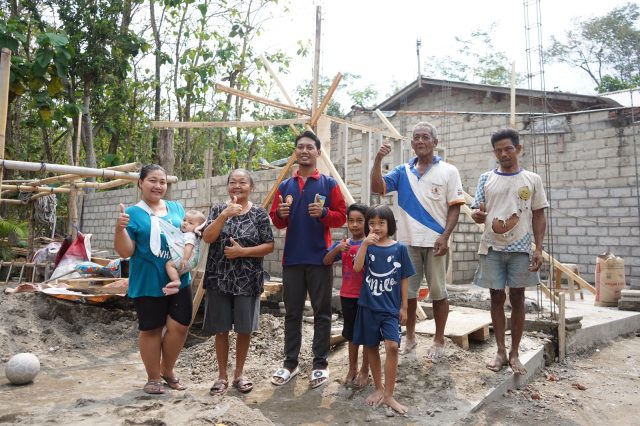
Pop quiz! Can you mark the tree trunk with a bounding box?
[158,129,175,198]
[81,80,97,176]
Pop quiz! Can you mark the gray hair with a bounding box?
[412,122,438,140]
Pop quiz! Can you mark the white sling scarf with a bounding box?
[135,200,184,257]
[135,200,164,256]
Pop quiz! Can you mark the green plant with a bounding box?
[0,218,28,261]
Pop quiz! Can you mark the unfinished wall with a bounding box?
[340,108,640,285]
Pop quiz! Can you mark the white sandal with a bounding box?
[271,367,299,386]
[310,369,329,389]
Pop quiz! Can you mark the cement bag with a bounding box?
[595,251,626,307]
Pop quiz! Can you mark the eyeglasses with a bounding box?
[412,134,433,142]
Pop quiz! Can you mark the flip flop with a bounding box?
[232,376,254,393]
[271,367,300,386]
[209,379,228,396]
[161,375,187,391]
[310,369,329,389]
[143,380,165,395]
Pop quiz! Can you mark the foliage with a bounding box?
[0,218,27,261]
[547,3,640,93]
[424,24,521,86]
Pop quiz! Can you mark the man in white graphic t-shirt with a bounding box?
[471,128,549,375]
[371,122,465,361]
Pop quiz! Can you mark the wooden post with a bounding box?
[158,129,175,199]
[361,132,372,204]
[311,5,321,119]
[203,147,213,179]
[510,61,516,128]
[558,293,566,361]
[0,48,12,207]
[68,180,80,239]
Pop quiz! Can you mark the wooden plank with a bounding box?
[374,109,404,139]
[414,307,491,349]
[319,147,355,205]
[151,117,309,129]
[214,83,310,116]
[190,242,209,325]
[0,48,11,206]
[539,281,560,305]
[327,115,398,139]
[310,73,342,127]
[558,293,566,361]
[262,154,296,209]
[361,132,372,204]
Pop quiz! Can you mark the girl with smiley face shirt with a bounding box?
[352,205,415,414]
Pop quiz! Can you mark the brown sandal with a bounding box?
[232,376,254,393]
[161,375,187,391]
[143,380,165,394]
[209,379,228,396]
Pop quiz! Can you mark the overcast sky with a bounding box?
[256,0,633,106]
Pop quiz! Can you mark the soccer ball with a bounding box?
[5,353,40,385]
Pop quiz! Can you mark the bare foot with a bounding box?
[383,395,407,415]
[343,369,357,386]
[509,353,527,375]
[486,351,508,372]
[354,370,369,388]
[425,341,446,362]
[399,338,417,355]
[365,388,384,406]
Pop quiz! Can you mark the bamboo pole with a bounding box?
[214,83,310,116]
[0,199,24,205]
[71,178,131,190]
[259,55,296,106]
[26,162,141,187]
[0,48,12,207]
[151,117,309,129]
[0,159,178,183]
[68,180,79,239]
[327,115,398,139]
[310,73,342,127]
[2,184,70,193]
[311,5,321,118]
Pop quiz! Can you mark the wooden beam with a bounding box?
[539,281,560,305]
[310,73,342,127]
[0,159,178,183]
[319,147,355,205]
[214,83,310,116]
[558,293,566,362]
[259,55,301,136]
[70,179,131,190]
[262,154,296,210]
[0,48,12,206]
[151,117,309,129]
[374,109,404,139]
[0,199,24,205]
[327,115,399,139]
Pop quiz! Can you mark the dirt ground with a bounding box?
[0,284,638,425]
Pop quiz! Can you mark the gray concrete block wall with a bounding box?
[347,108,640,285]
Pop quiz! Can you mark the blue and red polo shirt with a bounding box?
[269,169,346,266]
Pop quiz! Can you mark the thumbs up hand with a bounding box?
[337,237,350,252]
[277,194,291,219]
[116,203,130,230]
[223,195,243,218]
[472,201,488,224]
[224,237,245,259]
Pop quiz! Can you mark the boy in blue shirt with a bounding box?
[353,205,415,415]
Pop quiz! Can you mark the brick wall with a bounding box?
[83,108,640,286]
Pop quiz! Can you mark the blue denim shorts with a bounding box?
[473,249,540,289]
[352,306,401,347]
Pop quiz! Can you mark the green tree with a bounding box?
[425,25,518,86]
[547,3,640,93]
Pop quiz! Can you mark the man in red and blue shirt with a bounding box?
[269,130,346,388]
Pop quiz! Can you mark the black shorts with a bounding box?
[132,286,193,331]
[340,296,359,341]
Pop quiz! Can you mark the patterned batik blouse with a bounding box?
[204,203,274,296]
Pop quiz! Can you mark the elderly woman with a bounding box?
[202,168,274,395]
[114,164,191,394]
